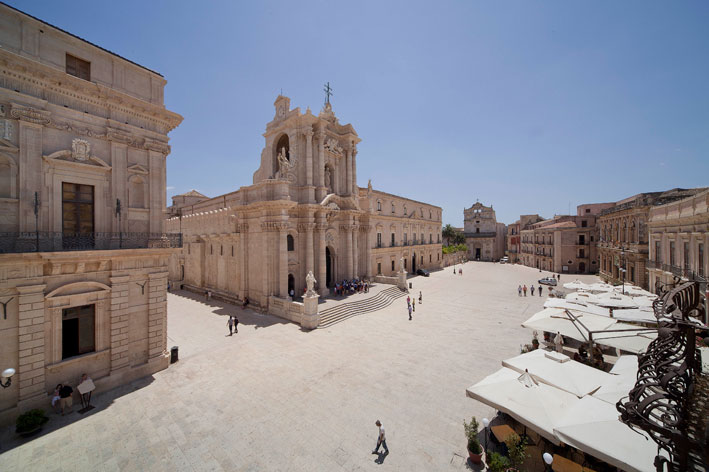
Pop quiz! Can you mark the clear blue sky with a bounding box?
[10,0,709,225]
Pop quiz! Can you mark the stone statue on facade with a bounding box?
[276,146,293,180]
[305,270,317,297]
[399,256,405,273]
[324,167,332,193]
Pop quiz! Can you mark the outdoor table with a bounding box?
[551,454,597,472]
[490,424,518,443]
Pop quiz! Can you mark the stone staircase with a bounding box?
[317,286,408,328]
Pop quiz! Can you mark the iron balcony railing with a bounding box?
[646,259,706,281]
[0,232,183,254]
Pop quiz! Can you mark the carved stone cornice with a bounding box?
[143,137,171,155]
[339,224,357,232]
[316,223,328,232]
[298,223,316,232]
[47,119,107,139]
[107,127,135,145]
[359,225,371,232]
[261,221,289,232]
[10,103,51,125]
[235,223,249,233]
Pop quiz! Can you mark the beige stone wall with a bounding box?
[0,4,181,424]
[0,249,172,424]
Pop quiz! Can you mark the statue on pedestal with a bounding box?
[305,270,317,297]
[399,256,405,273]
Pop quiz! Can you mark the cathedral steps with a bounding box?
[317,286,408,328]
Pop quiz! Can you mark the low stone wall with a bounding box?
[442,252,466,267]
[373,275,398,285]
[268,296,303,324]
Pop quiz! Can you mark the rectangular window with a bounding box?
[699,243,704,276]
[404,259,407,269]
[581,220,587,228]
[670,241,676,267]
[377,262,381,275]
[579,248,585,258]
[391,233,395,247]
[377,233,382,248]
[66,53,91,81]
[232,246,234,257]
[579,235,585,245]
[683,241,689,269]
[404,233,407,244]
[630,266,635,282]
[391,260,395,271]
[429,234,432,244]
[655,241,661,263]
[62,304,95,360]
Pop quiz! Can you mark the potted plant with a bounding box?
[16,408,48,437]
[463,416,483,464]
[504,434,529,471]
[486,451,511,472]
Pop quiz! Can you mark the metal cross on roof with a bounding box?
[323,82,333,104]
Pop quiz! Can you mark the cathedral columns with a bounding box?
[317,221,328,295]
[351,145,358,195]
[316,125,326,201]
[346,148,353,195]
[352,224,359,278]
[343,224,354,279]
[278,223,289,298]
[302,222,315,280]
[237,223,248,299]
[304,128,315,203]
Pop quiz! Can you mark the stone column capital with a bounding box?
[303,127,314,139]
[298,222,317,232]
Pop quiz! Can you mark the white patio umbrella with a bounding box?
[553,396,657,472]
[466,367,578,444]
[615,285,656,298]
[522,308,657,354]
[563,280,591,290]
[502,349,612,397]
[545,298,611,316]
[584,282,616,293]
[592,355,639,404]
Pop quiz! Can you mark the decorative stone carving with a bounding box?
[10,104,51,125]
[107,127,134,145]
[72,138,91,161]
[143,137,170,154]
[399,257,405,272]
[324,138,343,156]
[305,271,317,297]
[324,166,332,192]
[1,120,12,140]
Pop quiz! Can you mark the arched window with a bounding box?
[128,175,146,209]
[391,202,395,214]
[377,200,381,211]
[0,153,18,199]
[287,234,294,251]
[429,210,432,219]
[403,205,407,215]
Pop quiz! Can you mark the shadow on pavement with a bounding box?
[0,375,155,454]
[374,450,389,464]
[169,289,289,330]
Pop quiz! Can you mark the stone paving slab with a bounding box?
[0,262,599,471]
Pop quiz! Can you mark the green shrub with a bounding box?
[487,451,510,472]
[463,416,482,453]
[504,434,529,470]
[16,408,48,433]
[443,244,467,254]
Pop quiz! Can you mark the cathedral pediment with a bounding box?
[43,138,111,171]
[128,164,149,175]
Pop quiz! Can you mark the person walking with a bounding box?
[227,316,234,336]
[59,383,73,415]
[518,284,522,296]
[407,295,411,306]
[412,298,416,312]
[418,291,422,304]
[372,420,389,455]
[523,284,527,296]
[233,316,239,334]
[539,285,542,297]
[408,303,412,320]
[531,285,535,296]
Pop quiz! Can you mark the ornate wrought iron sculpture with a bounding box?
[617,278,707,471]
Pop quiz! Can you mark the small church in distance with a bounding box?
[167,94,443,322]
[463,202,507,262]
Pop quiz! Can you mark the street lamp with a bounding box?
[1,368,15,388]
[543,452,553,471]
[481,417,490,453]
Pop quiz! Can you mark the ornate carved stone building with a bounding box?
[167,96,442,322]
[0,4,182,422]
[645,189,708,296]
[463,202,506,261]
[598,188,705,289]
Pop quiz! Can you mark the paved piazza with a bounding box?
[0,262,601,471]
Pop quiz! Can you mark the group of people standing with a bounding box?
[227,315,239,335]
[334,279,369,297]
[51,373,93,415]
[518,284,550,297]
[406,292,423,320]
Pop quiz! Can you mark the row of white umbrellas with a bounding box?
[466,350,659,472]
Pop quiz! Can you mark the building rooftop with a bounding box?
[1,1,163,77]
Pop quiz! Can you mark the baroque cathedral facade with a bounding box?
[167,96,442,319]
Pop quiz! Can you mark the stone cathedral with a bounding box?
[167,95,443,322]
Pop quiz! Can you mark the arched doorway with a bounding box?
[412,252,417,274]
[288,273,294,298]
[475,246,481,261]
[579,262,586,273]
[326,247,334,287]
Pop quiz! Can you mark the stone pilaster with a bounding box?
[17,119,43,232]
[345,148,352,195]
[352,223,359,278]
[317,222,328,296]
[343,224,353,279]
[111,141,128,232]
[316,126,326,201]
[305,128,313,186]
[301,222,315,281]
[237,223,249,299]
[147,272,168,360]
[148,150,166,233]
[109,275,130,373]
[351,144,357,194]
[278,223,289,298]
[16,283,46,405]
